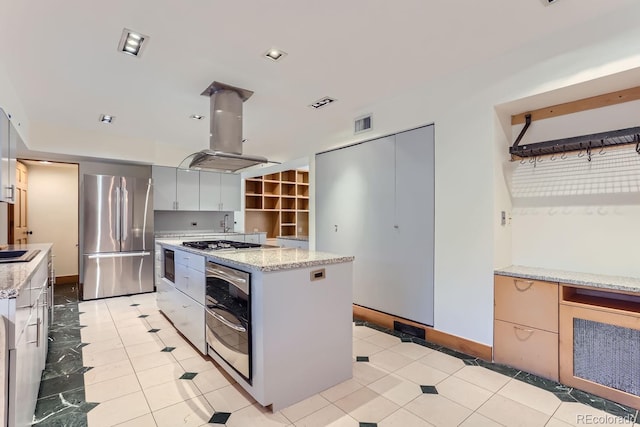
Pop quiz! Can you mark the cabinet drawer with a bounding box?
[173,289,206,354]
[494,319,558,381]
[174,250,204,272]
[174,264,205,305]
[494,275,558,332]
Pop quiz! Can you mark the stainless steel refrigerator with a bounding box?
[82,174,154,300]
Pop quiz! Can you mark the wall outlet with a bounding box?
[191,222,197,227]
[501,211,506,226]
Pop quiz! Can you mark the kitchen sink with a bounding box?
[0,249,40,263]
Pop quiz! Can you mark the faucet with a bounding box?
[223,214,230,233]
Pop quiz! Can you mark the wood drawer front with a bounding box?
[494,319,558,381]
[495,275,558,332]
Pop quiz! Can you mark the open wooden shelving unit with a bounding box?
[245,169,309,238]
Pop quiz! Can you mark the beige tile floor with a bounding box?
[77,294,639,427]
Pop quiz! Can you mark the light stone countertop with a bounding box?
[158,240,353,272]
[154,231,266,238]
[495,265,640,294]
[0,244,52,299]
[276,236,309,242]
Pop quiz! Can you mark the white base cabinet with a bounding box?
[0,249,51,427]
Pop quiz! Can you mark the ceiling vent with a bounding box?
[354,114,372,134]
[309,97,336,109]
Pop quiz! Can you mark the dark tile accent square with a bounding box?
[360,423,377,427]
[180,372,198,380]
[161,347,176,352]
[356,356,369,362]
[354,320,366,326]
[148,328,160,333]
[209,412,231,424]
[138,314,149,318]
[400,337,412,343]
[420,385,438,394]
[130,303,140,306]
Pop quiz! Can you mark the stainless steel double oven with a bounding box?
[205,261,252,383]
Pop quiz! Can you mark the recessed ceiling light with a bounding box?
[264,48,287,62]
[117,28,149,57]
[39,160,52,164]
[190,114,205,120]
[99,114,115,124]
[309,97,336,109]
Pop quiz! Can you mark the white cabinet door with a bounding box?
[152,166,177,210]
[393,126,435,325]
[220,173,241,211]
[174,290,206,354]
[176,169,200,210]
[199,170,223,210]
[317,136,396,313]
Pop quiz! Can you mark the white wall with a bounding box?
[26,162,78,277]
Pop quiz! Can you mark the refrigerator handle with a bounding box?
[121,186,129,242]
[115,186,121,243]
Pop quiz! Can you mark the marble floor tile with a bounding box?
[435,375,494,411]
[367,374,423,407]
[418,350,466,374]
[544,418,575,427]
[453,366,512,392]
[224,403,291,427]
[151,395,214,427]
[293,404,358,427]
[84,373,141,403]
[81,346,130,368]
[477,394,550,427]
[352,325,380,339]
[81,337,124,356]
[458,412,503,427]
[352,360,389,385]
[178,354,216,374]
[279,393,330,423]
[352,339,385,357]
[84,358,135,385]
[395,361,449,386]
[552,402,639,426]
[201,383,257,414]
[362,332,403,349]
[404,394,473,426]
[129,350,179,373]
[38,372,86,399]
[497,378,561,415]
[387,341,435,360]
[86,390,151,427]
[191,365,235,394]
[113,413,158,427]
[368,349,414,373]
[124,339,167,359]
[135,361,186,390]
[320,379,364,403]
[334,387,399,423]
[379,408,435,427]
[142,378,203,411]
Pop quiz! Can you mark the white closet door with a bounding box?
[316,136,395,312]
[392,125,435,325]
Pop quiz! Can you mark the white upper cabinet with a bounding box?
[199,170,240,211]
[153,166,240,211]
[0,109,17,204]
[176,169,200,210]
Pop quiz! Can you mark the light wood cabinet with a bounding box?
[245,169,309,238]
[559,285,640,410]
[493,274,559,380]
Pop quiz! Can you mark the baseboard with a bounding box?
[353,304,492,361]
[56,275,79,285]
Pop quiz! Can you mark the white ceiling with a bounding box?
[1,0,639,166]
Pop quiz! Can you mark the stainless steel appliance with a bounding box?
[205,261,251,383]
[182,240,262,251]
[164,248,175,283]
[82,174,154,300]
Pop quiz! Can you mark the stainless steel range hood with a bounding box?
[187,81,269,172]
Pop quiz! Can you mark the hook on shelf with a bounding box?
[599,139,606,156]
[587,145,592,162]
[561,145,567,160]
[577,143,585,158]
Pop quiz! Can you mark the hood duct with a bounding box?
[187,81,270,172]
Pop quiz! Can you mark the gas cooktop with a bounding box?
[182,240,262,251]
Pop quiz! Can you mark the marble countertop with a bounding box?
[155,231,266,238]
[495,265,640,294]
[276,236,309,241]
[158,240,353,272]
[0,243,52,299]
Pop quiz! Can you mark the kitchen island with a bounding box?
[156,240,354,411]
[0,244,52,427]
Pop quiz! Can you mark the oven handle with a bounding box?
[208,308,247,333]
[207,266,248,291]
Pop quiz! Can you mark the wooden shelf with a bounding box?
[244,169,309,238]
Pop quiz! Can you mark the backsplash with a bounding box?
[154,210,235,233]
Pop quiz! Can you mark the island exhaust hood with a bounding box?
[186,81,269,172]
